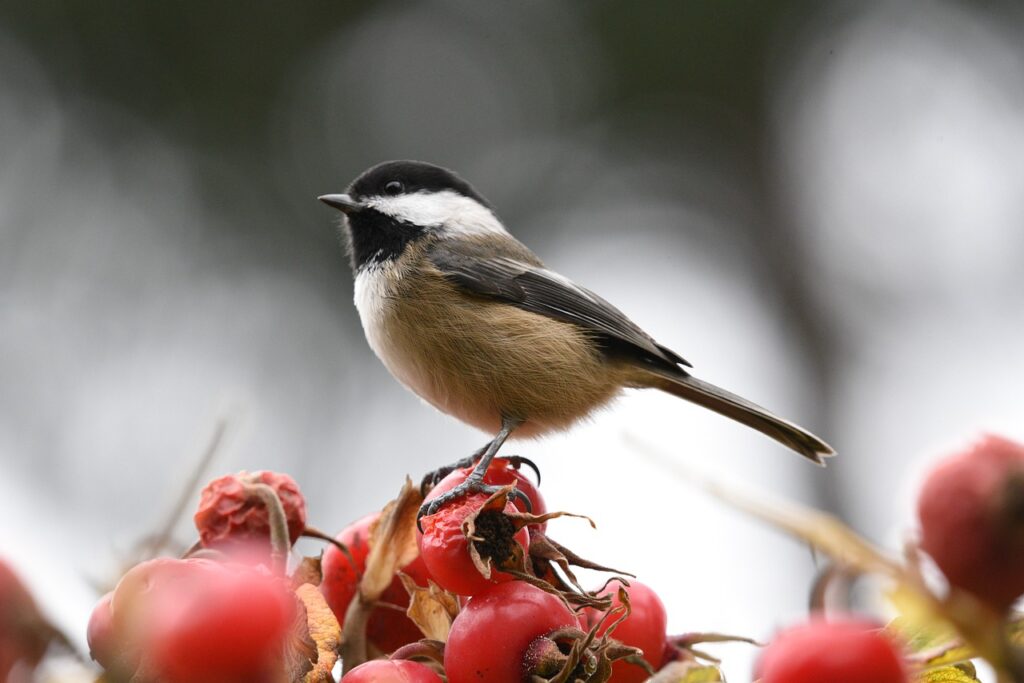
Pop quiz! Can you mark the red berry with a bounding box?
[430,460,547,529]
[0,560,50,679]
[86,592,117,670]
[418,492,530,596]
[341,659,444,682]
[98,557,297,682]
[320,513,433,654]
[194,470,307,554]
[756,618,908,683]
[444,582,581,683]
[585,581,667,683]
[918,434,1024,610]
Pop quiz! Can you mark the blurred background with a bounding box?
[2,0,1024,679]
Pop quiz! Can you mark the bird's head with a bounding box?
[319,160,503,271]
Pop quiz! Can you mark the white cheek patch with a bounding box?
[365,190,508,238]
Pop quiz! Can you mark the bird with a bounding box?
[319,160,834,517]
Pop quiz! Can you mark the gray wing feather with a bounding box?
[428,244,691,369]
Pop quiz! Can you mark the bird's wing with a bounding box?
[427,243,691,369]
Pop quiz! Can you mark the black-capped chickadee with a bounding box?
[320,161,834,515]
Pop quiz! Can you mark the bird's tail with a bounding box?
[646,371,835,464]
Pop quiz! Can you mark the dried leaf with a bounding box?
[362,478,422,598]
[400,574,460,642]
[340,480,423,672]
[290,555,323,589]
[294,583,341,682]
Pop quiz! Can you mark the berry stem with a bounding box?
[241,480,290,573]
[340,589,371,673]
[301,525,357,570]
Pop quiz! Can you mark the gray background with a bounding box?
[2,1,1023,679]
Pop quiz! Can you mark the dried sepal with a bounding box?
[400,574,460,642]
[444,484,635,615]
[520,585,653,683]
[508,508,596,531]
[456,487,621,613]
[340,479,423,672]
[524,626,622,683]
[670,632,761,648]
[536,586,652,683]
[463,485,522,581]
[665,631,761,665]
[528,630,593,683]
[453,488,576,610]
[528,531,632,609]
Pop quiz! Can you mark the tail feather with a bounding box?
[649,372,835,464]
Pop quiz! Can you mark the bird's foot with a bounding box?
[419,452,480,496]
[417,473,534,529]
[419,454,541,496]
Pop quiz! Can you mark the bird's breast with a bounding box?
[353,265,623,436]
[353,263,455,412]
[353,264,405,378]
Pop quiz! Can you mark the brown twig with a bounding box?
[143,417,231,559]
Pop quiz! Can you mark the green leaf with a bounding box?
[647,661,724,682]
[887,613,973,669]
[681,666,724,682]
[917,662,981,682]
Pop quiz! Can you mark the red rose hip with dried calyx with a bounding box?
[194,470,307,551]
[585,581,668,683]
[417,487,530,596]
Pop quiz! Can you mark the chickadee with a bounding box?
[320,160,834,515]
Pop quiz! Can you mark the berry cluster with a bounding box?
[2,433,1023,681]
[326,459,680,682]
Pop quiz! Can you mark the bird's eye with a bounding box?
[384,180,404,196]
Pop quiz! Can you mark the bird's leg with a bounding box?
[418,416,526,522]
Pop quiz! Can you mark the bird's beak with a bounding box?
[318,193,364,214]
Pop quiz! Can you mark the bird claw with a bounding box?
[416,478,534,531]
[419,454,478,496]
[497,455,541,485]
[419,454,541,496]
